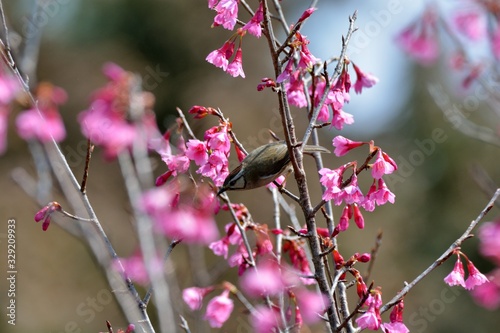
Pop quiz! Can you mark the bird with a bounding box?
[217,141,330,195]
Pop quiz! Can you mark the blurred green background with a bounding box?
[1,0,500,332]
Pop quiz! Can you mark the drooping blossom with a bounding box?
[209,222,241,259]
[352,63,379,94]
[183,120,231,187]
[363,178,396,211]
[478,220,500,266]
[240,260,289,297]
[206,40,235,71]
[78,63,158,159]
[242,3,263,37]
[211,0,239,30]
[152,131,190,183]
[295,32,317,70]
[371,150,398,179]
[465,259,489,290]
[204,289,234,328]
[182,286,215,310]
[319,166,344,204]
[356,290,382,330]
[251,305,282,333]
[140,184,219,244]
[395,7,439,66]
[453,11,485,41]
[226,47,245,78]
[295,289,328,324]
[444,254,466,288]
[16,82,67,143]
[381,300,409,333]
[286,71,308,108]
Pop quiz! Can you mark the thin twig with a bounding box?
[179,315,192,333]
[176,107,197,140]
[380,188,500,313]
[80,139,94,193]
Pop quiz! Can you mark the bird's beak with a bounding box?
[217,187,226,196]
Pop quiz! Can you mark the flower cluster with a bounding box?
[395,6,439,66]
[396,2,500,87]
[183,284,234,328]
[140,183,219,244]
[319,136,397,232]
[185,120,231,187]
[444,250,489,290]
[205,0,265,78]
[78,63,158,159]
[16,82,67,144]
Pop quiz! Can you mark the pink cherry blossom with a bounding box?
[296,32,317,70]
[332,108,354,130]
[356,291,382,330]
[395,8,439,66]
[240,261,286,297]
[286,72,308,108]
[16,83,67,143]
[251,305,282,333]
[183,286,214,310]
[204,289,234,328]
[465,260,489,290]
[332,135,364,156]
[296,289,328,324]
[444,255,466,288]
[242,3,263,37]
[141,186,219,244]
[342,173,364,204]
[353,63,379,94]
[78,63,158,159]
[206,40,235,71]
[227,47,245,78]
[213,0,239,30]
[185,139,209,165]
[381,300,409,333]
[371,150,397,179]
[453,11,485,41]
[478,220,500,266]
[373,178,396,206]
[356,304,381,330]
